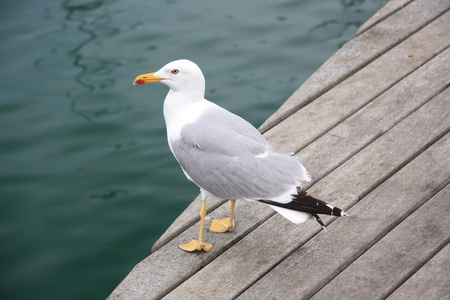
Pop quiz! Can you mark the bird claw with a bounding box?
[209,218,235,233]
[179,239,213,252]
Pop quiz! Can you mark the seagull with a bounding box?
[133,59,346,252]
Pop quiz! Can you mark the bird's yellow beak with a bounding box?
[133,72,164,85]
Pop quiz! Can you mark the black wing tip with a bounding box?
[296,187,308,197]
[259,187,347,228]
[311,213,326,230]
[292,188,345,217]
[332,206,347,217]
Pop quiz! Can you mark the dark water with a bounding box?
[0,0,387,299]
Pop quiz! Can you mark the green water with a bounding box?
[0,0,387,299]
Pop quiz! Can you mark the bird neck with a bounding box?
[163,92,211,145]
[163,90,204,126]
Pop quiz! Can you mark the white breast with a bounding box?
[164,97,213,147]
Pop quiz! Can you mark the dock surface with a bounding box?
[109,0,450,299]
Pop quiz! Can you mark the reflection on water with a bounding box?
[62,1,130,120]
[90,188,130,200]
[0,0,388,299]
[35,0,141,121]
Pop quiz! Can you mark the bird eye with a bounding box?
[171,69,179,74]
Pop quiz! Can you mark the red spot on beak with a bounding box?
[135,80,146,85]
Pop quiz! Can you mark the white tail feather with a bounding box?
[268,205,310,224]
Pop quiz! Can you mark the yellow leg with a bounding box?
[209,199,236,233]
[179,200,213,252]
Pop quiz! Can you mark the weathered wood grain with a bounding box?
[162,90,450,299]
[237,133,450,299]
[387,244,450,300]
[356,0,413,36]
[264,12,450,153]
[298,48,450,182]
[259,0,450,133]
[310,184,450,299]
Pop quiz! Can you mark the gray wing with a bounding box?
[195,102,274,150]
[170,122,304,200]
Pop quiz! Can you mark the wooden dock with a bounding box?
[109,0,450,298]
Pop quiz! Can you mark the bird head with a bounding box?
[134,59,206,98]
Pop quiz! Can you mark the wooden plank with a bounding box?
[151,11,450,253]
[259,0,450,133]
[161,91,450,299]
[356,0,413,36]
[264,12,450,153]
[298,48,450,182]
[236,133,450,300]
[310,185,450,299]
[387,244,450,300]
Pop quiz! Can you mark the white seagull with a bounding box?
[134,59,346,252]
